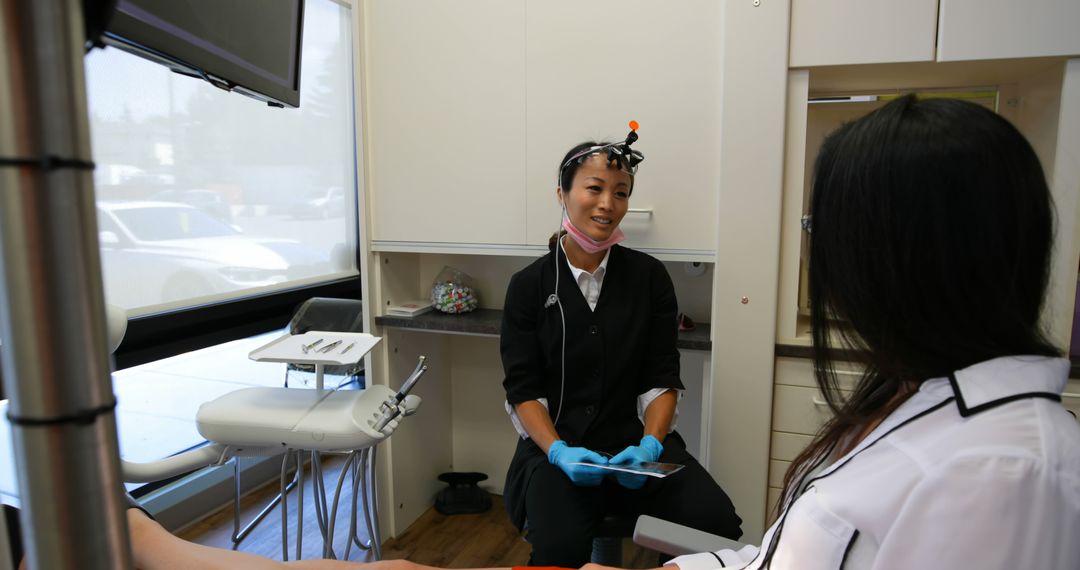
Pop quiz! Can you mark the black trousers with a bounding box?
[523,446,742,567]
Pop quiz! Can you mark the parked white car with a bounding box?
[97,201,328,309]
[291,186,346,219]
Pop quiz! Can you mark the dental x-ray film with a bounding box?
[569,460,685,478]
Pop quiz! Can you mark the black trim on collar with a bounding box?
[840,529,860,569]
[947,373,1062,418]
[708,551,726,567]
[759,441,837,567]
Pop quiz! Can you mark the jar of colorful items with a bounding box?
[431,266,479,314]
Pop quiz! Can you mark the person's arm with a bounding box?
[501,272,548,418]
[512,399,559,454]
[126,507,513,570]
[641,259,682,394]
[642,389,677,444]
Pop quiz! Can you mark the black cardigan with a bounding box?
[500,244,685,528]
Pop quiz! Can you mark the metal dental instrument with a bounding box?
[302,338,325,354]
[318,340,343,353]
[340,342,356,355]
[373,356,428,432]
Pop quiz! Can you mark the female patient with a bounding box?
[22,94,1080,569]
[653,94,1080,568]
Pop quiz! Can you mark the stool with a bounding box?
[591,514,636,566]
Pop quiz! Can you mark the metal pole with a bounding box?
[0,0,133,568]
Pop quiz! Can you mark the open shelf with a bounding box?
[376,309,711,350]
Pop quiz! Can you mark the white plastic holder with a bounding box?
[248,331,381,390]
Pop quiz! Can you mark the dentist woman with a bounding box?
[499,126,742,567]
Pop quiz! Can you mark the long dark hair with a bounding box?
[783,95,1061,501]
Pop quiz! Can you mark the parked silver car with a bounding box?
[290,186,346,219]
[97,201,329,309]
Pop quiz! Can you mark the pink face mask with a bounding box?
[561,215,625,254]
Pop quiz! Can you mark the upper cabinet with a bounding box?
[790,0,939,67]
[791,0,1080,68]
[365,0,723,255]
[366,1,527,245]
[938,0,1080,62]
[523,1,723,253]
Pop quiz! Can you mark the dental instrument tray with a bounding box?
[248,331,381,366]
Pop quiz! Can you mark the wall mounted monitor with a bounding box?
[104,0,304,108]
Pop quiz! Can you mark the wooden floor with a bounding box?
[178,456,660,568]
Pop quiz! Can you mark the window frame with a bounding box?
[113,275,362,370]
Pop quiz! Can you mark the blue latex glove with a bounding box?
[547,440,610,487]
[609,435,664,489]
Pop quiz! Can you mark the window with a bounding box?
[85,0,358,317]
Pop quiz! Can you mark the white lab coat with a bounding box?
[671,356,1080,570]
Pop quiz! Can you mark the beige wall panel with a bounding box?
[382,329,453,535]
[449,336,518,493]
[523,0,723,253]
[366,0,526,244]
[708,0,791,544]
[1044,60,1080,350]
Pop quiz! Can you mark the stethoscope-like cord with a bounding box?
[552,225,567,427]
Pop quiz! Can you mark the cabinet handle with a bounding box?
[811,397,829,407]
[1062,392,1080,400]
[627,208,653,216]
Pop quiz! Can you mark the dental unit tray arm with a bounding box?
[120,333,427,484]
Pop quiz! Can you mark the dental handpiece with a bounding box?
[373,356,427,432]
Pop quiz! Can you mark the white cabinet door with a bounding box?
[367,1,527,244]
[789,0,938,67]
[938,0,1080,62]
[523,0,723,253]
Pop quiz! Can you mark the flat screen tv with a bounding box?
[104,0,304,108]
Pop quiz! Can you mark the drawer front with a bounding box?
[769,459,790,488]
[771,431,815,462]
[775,357,862,390]
[772,384,836,436]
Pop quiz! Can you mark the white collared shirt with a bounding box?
[564,245,610,312]
[670,355,1080,570]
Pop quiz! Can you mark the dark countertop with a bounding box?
[375,308,711,350]
[780,345,1080,379]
